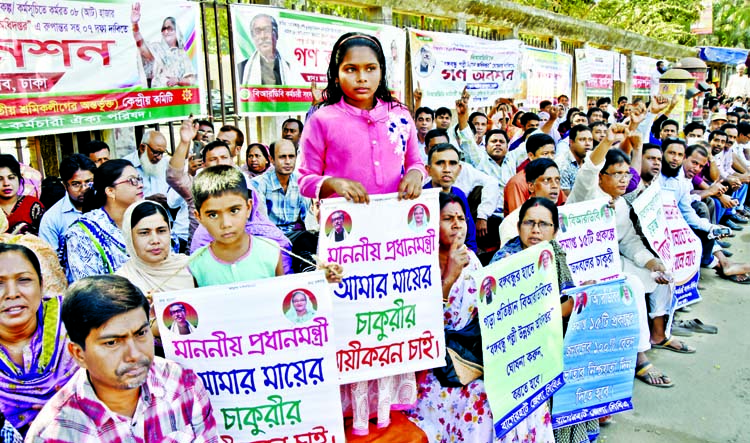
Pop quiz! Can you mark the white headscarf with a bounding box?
[116,200,194,294]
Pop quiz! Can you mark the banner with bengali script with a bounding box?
[691,0,713,35]
[576,47,616,98]
[520,47,572,109]
[230,4,406,115]
[632,55,657,97]
[409,29,522,109]
[318,190,445,384]
[154,272,345,443]
[0,0,205,138]
[658,82,687,129]
[632,183,701,308]
[551,279,638,428]
[471,241,565,439]
[556,198,622,286]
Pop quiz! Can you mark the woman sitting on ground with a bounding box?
[0,244,77,436]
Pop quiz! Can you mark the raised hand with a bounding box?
[131,2,141,24]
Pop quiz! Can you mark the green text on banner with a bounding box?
[230,4,406,115]
[155,272,345,443]
[318,190,446,383]
[471,241,565,439]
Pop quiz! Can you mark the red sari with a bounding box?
[4,195,44,235]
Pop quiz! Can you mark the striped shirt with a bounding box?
[25,357,218,443]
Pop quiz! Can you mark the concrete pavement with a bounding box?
[598,230,750,442]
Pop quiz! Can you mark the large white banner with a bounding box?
[155,273,345,443]
[409,29,522,108]
[230,4,406,114]
[556,198,622,285]
[318,190,446,383]
[521,47,572,109]
[632,55,657,96]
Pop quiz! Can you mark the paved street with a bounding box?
[599,231,750,443]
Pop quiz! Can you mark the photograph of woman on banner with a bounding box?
[283,289,317,324]
[237,13,304,86]
[298,31,424,436]
[491,197,600,443]
[131,2,197,88]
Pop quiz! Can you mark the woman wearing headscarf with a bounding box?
[0,244,77,436]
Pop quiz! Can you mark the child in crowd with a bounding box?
[298,32,424,435]
[189,165,284,287]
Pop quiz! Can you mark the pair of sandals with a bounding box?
[635,361,673,388]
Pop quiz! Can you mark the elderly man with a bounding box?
[569,124,688,388]
[125,130,190,251]
[237,14,302,86]
[26,275,218,442]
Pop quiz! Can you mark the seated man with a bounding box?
[499,158,561,246]
[504,133,565,216]
[79,140,111,167]
[26,275,218,442]
[251,139,316,273]
[39,154,96,254]
[569,124,687,387]
[423,143,478,252]
[424,128,499,245]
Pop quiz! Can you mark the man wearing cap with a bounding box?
[706,112,728,140]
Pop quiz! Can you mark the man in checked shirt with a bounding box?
[25,275,218,443]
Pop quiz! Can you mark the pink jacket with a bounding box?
[298,98,424,198]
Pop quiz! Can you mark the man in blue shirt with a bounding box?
[39,154,95,253]
[251,139,314,272]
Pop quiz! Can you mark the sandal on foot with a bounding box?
[651,337,696,354]
[635,361,674,388]
[676,318,718,334]
[716,268,750,284]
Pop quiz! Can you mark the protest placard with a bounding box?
[317,189,445,384]
[155,272,345,443]
[551,279,639,428]
[471,241,565,439]
[408,29,522,109]
[0,0,205,138]
[556,198,622,285]
[658,82,687,128]
[633,183,701,308]
[632,55,658,96]
[521,47,572,109]
[582,48,615,98]
[230,4,406,114]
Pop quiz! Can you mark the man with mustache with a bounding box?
[26,275,218,442]
[238,14,302,86]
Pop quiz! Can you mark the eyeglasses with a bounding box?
[161,25,175,32]
[146,143,167,158]
[251,26,274,37]
[112,176,144,187]
[67,179,94,191]
[601,171,633,181]
[521,220,554,230]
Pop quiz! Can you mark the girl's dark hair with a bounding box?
[0,243,43,285]
[0,154,23,188]
[130,201,171,229]
[517,197,559,233]
[438,191,466,215]
[323,32,395,107]
[82,159,133,212]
